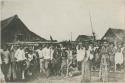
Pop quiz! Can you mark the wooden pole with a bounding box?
[89,10,96,81]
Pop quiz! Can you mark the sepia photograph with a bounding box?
[0,0,125,83]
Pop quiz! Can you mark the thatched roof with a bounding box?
[1,15,47,44]
[1,15,17,30]
[102,28,125,43]
[76,35,94,42]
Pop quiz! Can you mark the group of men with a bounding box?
[0,41,125,82]
[0,43,93,81]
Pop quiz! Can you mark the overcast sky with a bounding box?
[1,0,125,41]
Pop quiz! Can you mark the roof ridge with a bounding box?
[1,14,18,30]
[109,28,125,40]
[1,14,18,22]
[109,27,125,31]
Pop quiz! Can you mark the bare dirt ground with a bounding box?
[7,71,125,83]
[24,71,125,83]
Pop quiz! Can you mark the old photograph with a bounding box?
[0,0,125,83]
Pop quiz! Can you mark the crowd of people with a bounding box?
[0,41,125,82]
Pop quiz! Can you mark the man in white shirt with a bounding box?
[76,46,85,71]
[42,44,51,77]
[15,47,26,62]
[42,46,51,60]
[14,46,26,80]
[36,47,44,73]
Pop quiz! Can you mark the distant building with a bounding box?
[1,15,47,46]
[101,28,125,45]
[76,35,94,43]
[75,35,96,46]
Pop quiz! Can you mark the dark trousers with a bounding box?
[77,61,82,71]
[1,62,9,80]
[16,60,24,80]
[9,62,17,80]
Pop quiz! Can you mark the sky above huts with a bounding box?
[1,0,125,41]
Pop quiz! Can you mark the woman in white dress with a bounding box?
[115,46,124,71]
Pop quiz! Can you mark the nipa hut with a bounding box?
[1,15,47,47]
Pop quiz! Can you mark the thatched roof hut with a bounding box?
[1,15,47,46]
[101,28,125,45]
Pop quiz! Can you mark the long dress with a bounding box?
[81,50,91,82]
[115,48,124,65]
[115,48,124,71]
